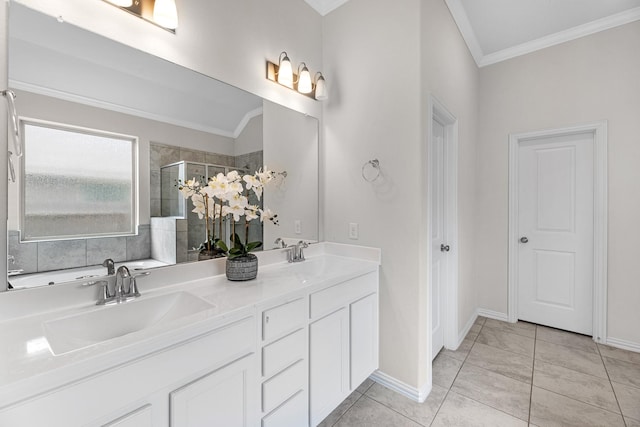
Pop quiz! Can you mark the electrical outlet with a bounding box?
[348,222,359,240]
[294,220,301,234]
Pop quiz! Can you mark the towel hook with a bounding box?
[362,159,381,182]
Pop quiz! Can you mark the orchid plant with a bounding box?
[178,167,279,259]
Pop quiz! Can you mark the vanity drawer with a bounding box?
[262,328,306,378]
[262,298,306,342]
[309,272,377,319]
[262,360,305,413]
[262,390,307,427]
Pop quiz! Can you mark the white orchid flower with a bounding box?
[227,194,249,221]
[226,170,241,182]
[259,208,279,225]
[244,174,264,200]
[256,167,274,185]
[227,181,244,195]
[179,186,195,198]
[245,205,259,222]
[191,196,206,219]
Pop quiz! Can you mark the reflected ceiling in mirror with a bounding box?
[6,3,319,291]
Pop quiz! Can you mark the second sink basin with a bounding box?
[43,292,214,355]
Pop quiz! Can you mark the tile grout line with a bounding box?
[328,390,364,427]
[427,320,485,426]
[528,325,537,426]
[596,342,628,427]
[358,394,430,427]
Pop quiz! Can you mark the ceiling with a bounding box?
[305,0,640,67]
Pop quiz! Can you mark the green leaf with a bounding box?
[215,240,229,253]
[245,241,262,252]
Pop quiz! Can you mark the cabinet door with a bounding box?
[350,293,378,389]
[170,355,257,427]
[103,405,153,427]
[309,308,349,427]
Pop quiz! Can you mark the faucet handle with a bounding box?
[81,280,111,305]
[127,271,149,298]
[102,258,115,275]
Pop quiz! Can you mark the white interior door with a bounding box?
[431,118,448,360]
[517,132,594,335]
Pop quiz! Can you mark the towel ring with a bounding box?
[362,159,381,182]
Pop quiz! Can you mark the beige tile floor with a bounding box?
[319,316,640,426]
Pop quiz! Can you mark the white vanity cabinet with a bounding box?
[0,250,380,427]
[170,354,256,427]
[259,294,309,427]
[309,272,379,426]
[0,316,258,427]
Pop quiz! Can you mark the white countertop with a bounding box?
[0,242,380,409]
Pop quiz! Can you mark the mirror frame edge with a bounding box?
[2,1,10,292]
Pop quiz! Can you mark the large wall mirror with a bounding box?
[5,3,319,291]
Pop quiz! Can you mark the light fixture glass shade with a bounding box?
[314,73,328,100]
[277,52,294,89]
[153,0,179,29]
[298,63,312,94]
[107,0,134,6]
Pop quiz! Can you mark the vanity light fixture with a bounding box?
[297,63,312,94]
[314,72,327,101]
[266,52,328,101]
[153,0,179,30]
[102,0,178,32]
[276,52,294,88]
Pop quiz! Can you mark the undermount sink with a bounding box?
[264,256,351,283]
[43,292,214,355]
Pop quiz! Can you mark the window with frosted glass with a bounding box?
[21,121,136,241]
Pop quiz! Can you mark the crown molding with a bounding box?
[444,0,484,65]
[232,107,263,139]
[445,1,640,68]
[479,6,640,67]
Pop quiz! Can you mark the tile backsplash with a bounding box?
[8,225,151,274]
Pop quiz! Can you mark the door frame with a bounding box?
[426,95,459,356]
[507,121,608,343]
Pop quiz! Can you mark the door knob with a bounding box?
[440,244,450,252]
[520,237,529,243]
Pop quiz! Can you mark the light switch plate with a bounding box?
[348,222,358,240]
[294,220,301,234]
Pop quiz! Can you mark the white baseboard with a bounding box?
[457,312,477,347]
[370,370,430,403]
[605,337,640,353]
[477,308,509,322]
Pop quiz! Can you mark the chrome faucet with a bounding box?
[274,237,287,249]
[102,258,115,275]
[114,266,131,299]
[288,241,309,263]
[89,266,148,305]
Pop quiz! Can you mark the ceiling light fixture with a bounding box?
[266,52,328,101]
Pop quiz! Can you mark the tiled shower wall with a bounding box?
[8,225,151,274]
[150,143,236,217]
[149,142,264,218]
